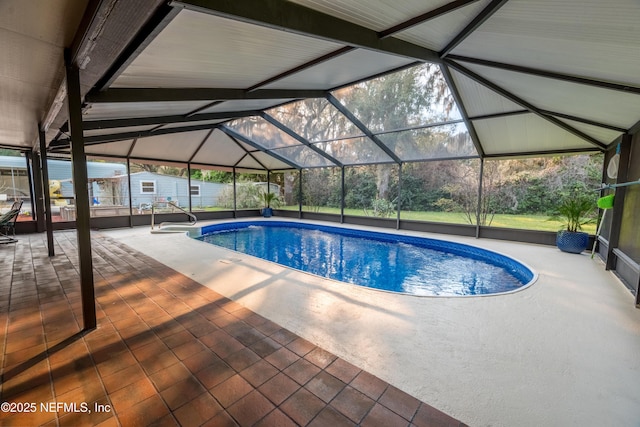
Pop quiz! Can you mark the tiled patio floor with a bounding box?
[0,231,465,426]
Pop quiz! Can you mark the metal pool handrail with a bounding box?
[151,201,197,230]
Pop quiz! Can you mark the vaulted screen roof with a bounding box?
[3,0,640,170]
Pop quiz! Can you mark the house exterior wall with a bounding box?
[125,172,229,209]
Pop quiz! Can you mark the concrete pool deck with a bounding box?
[105,220,640,427]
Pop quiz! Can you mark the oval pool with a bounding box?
[196,221,536,296]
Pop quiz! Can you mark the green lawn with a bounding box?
[278,205,597,234]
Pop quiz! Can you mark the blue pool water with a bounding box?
[197,221,535,296]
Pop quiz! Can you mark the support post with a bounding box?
[127,158,133,227]
[476,158,485,239]
[38,125,55,256]
[25,151,38,222]
[341,167,345,223]
[65,49,96,330]
[30,150,45,229]
[298,170,302,219]
[396,163,402,230]
[232,167,237,218]
[267,170,270,193]
[606,134,632,270]
[187,163,192,213]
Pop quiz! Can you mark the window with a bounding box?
[190,185,200,197]
[140,181,156,194]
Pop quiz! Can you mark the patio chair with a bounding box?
[0,200,23,244]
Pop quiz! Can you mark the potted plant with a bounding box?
[552,193,595,254]
[258,191,279,218]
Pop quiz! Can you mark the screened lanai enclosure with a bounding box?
[1,0,640,330]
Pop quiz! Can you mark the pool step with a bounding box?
[150,223,197,234]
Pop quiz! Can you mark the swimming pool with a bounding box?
[197,221,536,296]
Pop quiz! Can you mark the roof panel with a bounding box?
[449,68,523,117]
[83,101,210,120]
[473,113,596,155]
[553,117,623,145]
[452,0,640,87]
[235,155,267,171]
[190,129,247,166]
[112,9,344,89]
[129,130,211,162]
[261,49,415,90]
[395,0,492,51]
[248,151,294,170]
[157,119,226,130]
[84,125,158,137]
[0,0,86,148]
[289,0,455,32]
[83,140,135,158]
[461,62,640,129]
[198,99,295,114]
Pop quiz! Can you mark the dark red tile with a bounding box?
[264,346,300,370]
[138,349,180,375]
[148,362,192,391]
[283,358,321,385]
[171,339,208,360]
[201,410,239,427]
[227,390,276,426]
[379,385,421,421]
[0,232,466,427]
[280,387,327,426]
[161,329,195,349]
[350,371,388,400]
[250,336,281,357]
[305,346,337,369]
[239,359,278,387]
[361,403,410,427]
[95,350,138,377]
[234,327,267,346]
[101,363,147,394]
[254,409,298,427]
[287,337,316,356]
[173,392,223,426]
[326,358,362,384]
[258,372,300,405]
[253,319,282,336]
[308,405,357,427]
[224,347,261,372]
[269,328,298,345]
[330,386,376,424]
[182,348,218,373]
[194,358,235,390]
[131,339,169,362]
[200,329,245,358]
[305,371,346,403]
[114,395,170,427]
[109,378,157,414]
[411,403,463,427]
[160,376,207,410]
[209,374,253,408]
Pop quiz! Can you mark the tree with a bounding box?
[334,64,455,199]
[300,168,339,211]
[191,169,232,183]
[0,149,21,157]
